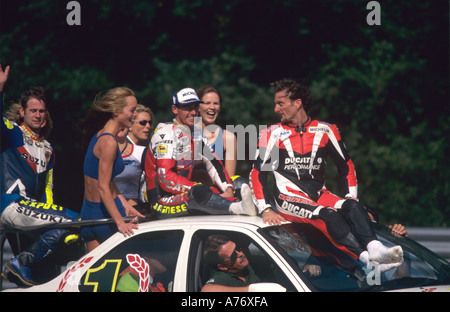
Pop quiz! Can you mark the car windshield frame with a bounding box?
[259,222,450,292]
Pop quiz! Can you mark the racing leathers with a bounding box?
[1,92,78,286]
[250,118,377,257]
[145,120,255,219]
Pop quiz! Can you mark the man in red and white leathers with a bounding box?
[251,118,358,219]
[250,79,403,270]
[145,88,255,219]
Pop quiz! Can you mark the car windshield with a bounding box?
[262,222,450,292]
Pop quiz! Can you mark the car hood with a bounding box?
[386,284,450,292]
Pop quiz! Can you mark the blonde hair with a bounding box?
[4,102,23,124]
[81,87,135,152]
[5,100,53,139]
[136,104,153,119]
[92,87,135,114]
[136,103,151,114]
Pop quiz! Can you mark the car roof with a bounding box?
[134,215,274,231]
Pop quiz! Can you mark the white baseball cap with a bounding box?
[172,88,203,106]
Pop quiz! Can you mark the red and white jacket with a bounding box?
[250,118,358,213]
[145,120,232,199]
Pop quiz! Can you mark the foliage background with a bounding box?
[0,0,448,226]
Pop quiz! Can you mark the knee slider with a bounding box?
[318,207,341,223]
[189,184,213,205]
[342,198,362,211]
[341,199,367,218]
[231,175,248,189]
[318,208,350,240]
[63,233,81,245]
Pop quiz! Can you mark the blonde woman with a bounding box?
[80,87,144,251]
[128,104,153,146]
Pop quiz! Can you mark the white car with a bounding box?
[2,215,450,292]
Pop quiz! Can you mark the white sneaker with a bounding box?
[229,184,257,216]
[367,240,403,264]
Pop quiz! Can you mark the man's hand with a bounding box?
[302,264,322,277]
[0,60,10,92]
[262,209,286,226]
[389,224,408,237]
[220,186,234,198]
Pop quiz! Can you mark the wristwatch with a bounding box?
[261,207,272,215]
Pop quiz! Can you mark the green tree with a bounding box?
[0,1,447,226]
[309,39,449,226]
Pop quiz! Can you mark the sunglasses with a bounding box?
[224,245,243,265]
[138,120,152,127]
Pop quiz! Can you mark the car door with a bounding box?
[186,225,306,292]
[74,230,184,292]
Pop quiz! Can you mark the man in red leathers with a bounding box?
[250,79,403,272]
[144,88,255,219]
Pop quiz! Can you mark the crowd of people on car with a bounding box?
[0,61,407,290]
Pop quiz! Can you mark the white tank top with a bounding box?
[113,142,147,200]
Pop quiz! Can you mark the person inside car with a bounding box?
[201,234,321,292]
[201,234,261,292]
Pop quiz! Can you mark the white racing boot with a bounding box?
[359,250,403,273]
[229,184,257,216]
[366,240,403,264]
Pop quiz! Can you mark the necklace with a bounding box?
[20,123,43,141]
[120,140,128,155]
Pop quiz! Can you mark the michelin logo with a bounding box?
[309,127,330,134]
[182,90,196,97]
